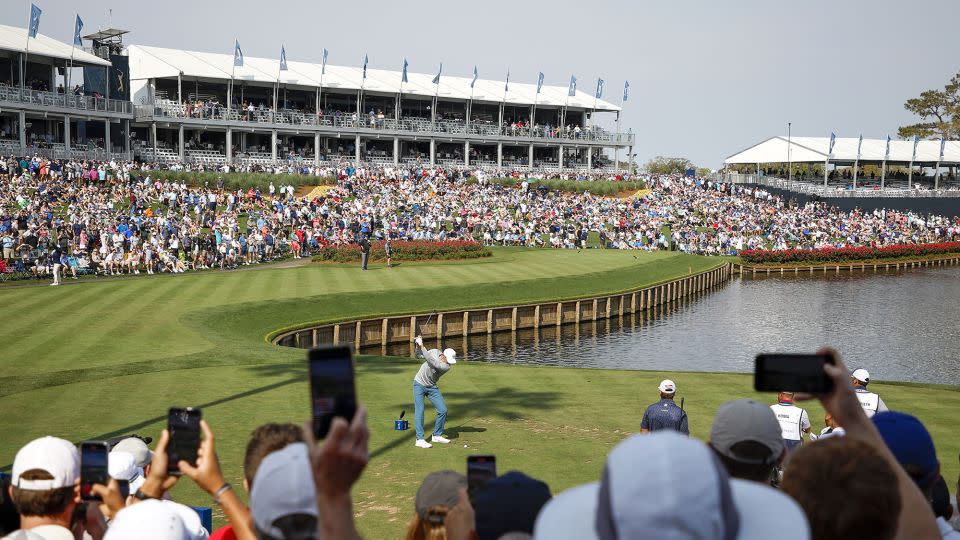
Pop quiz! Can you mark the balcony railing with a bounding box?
[0,84,132,114]
[136,101,635,145]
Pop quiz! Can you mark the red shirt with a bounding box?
[209,525,238,540]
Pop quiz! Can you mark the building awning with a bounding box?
[725,136,960,165]
[0,24,112,67]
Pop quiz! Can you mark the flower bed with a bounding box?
[740,242,960,265]
[311,240,492,263]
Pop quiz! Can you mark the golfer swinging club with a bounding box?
[412,334,456,448]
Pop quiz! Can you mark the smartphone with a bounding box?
[80,441,109,501]
[754,353,835,393]
[167,407,202,475]
[467,455,497,504]
[309,345,358,439]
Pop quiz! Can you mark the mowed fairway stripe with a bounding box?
[13,277,183,372]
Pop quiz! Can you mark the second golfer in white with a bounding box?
[413,335,457,449]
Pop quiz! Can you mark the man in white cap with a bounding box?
[532,432,810,540]
[413,335,457,448]
[5,436,82,540]
[249,442,318,540]
[851,368,888,418]
[640,379,688,434]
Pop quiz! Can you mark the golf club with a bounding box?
[680,397,685,411]
[417,310,437,338]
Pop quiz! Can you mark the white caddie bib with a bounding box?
[856,391,880,417]
[771,404,804,441]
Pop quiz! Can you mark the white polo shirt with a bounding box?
[854,387,888,418]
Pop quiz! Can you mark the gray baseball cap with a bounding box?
[710,399,785,464]
[415,470,466,522]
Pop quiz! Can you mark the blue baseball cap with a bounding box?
[872,411,939,489]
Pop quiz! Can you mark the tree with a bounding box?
[898,73,960,140]
[645,156,694,175]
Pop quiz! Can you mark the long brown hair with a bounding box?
[405,504,450,540]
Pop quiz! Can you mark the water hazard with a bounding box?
[361,266,960,385]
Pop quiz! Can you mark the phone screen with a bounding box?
[754,353,835,393]
[80,442,109,501]
[467,455,497,504]
[116,479,130,500]
[310,345,358,439]
[167,407,201,474]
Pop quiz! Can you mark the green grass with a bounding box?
[0,248,955,538]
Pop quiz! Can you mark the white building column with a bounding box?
[63,115,71,155]
[314,132,321,166]
[271,130,278,162]
[464,140,470,167]
[497,142,503,168]
[18,111,26,153]
[587,148,592,171]
[124,120,130,156]
[430,138,436,166]
[393,137,399,165]
[226,127,233,164]
[528,144,534,170]
[151,122,157,156]
[355,134,361,163]
[178,124,185,161]
[558,145,564,169]
[104,120,112,158]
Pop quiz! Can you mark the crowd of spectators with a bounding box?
[0,350,956,539]
[2,153,959,284]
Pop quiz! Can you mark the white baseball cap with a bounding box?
[108,451,145,493]
[534,433,809,540]
[852,368,870,383]
[112,437,153,468]
[104,499,190,540]
[443,348,457,364]
[657,379,676,394]
[12,436,80,491]
[250,442,318,538]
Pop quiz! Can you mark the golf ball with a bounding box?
[463,444,468,448]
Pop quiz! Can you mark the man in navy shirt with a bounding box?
[640,379,689,434]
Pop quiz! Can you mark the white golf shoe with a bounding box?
[431,435,451,444]
[415,439,432,449]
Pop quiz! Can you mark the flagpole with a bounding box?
[229,40,237,118]
[22,6,33,99]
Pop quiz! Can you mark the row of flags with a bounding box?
[232,39,629,101]
[827,132,947,162]
[26,5,83,48]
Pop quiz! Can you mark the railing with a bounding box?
[719,173,960,198]
[2,139,130,160]
[0,84,132,114]
[135,101,635,145]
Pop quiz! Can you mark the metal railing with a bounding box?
[719,173,960,198]
[0,84,132,114]
[136,101,635,145]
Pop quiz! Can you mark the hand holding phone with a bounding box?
[166,407,202,475]
[754,353,836,394]
[80,441,109,501]
[309,345,358,439]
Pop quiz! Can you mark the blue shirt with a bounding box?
[641,398,689,434]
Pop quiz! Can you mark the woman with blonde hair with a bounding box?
[406,470,467,540]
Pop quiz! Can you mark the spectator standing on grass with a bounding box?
[852,368,888,418]
[770,391,810,451]
[640,379,688,434]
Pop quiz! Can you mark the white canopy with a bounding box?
[127,44,621,111]
[0,24,111,67]
[725,136,960,165]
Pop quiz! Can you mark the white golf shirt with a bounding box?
[854,387,888,418]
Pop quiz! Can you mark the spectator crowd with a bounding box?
[0,349,957,540]
[2,153,959,285]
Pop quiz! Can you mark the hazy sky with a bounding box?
[4,0,958,167]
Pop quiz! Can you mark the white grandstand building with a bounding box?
[0,23,635,171]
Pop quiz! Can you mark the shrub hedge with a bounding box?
[478,178,646,196]
[142,170,337,192]
[312,240,491,263]
[740,242,960,265]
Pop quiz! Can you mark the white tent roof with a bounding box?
[0,24,111,67]
[127,44,620,111]
[725,136,960,165]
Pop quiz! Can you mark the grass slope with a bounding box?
[0,248,955,538]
